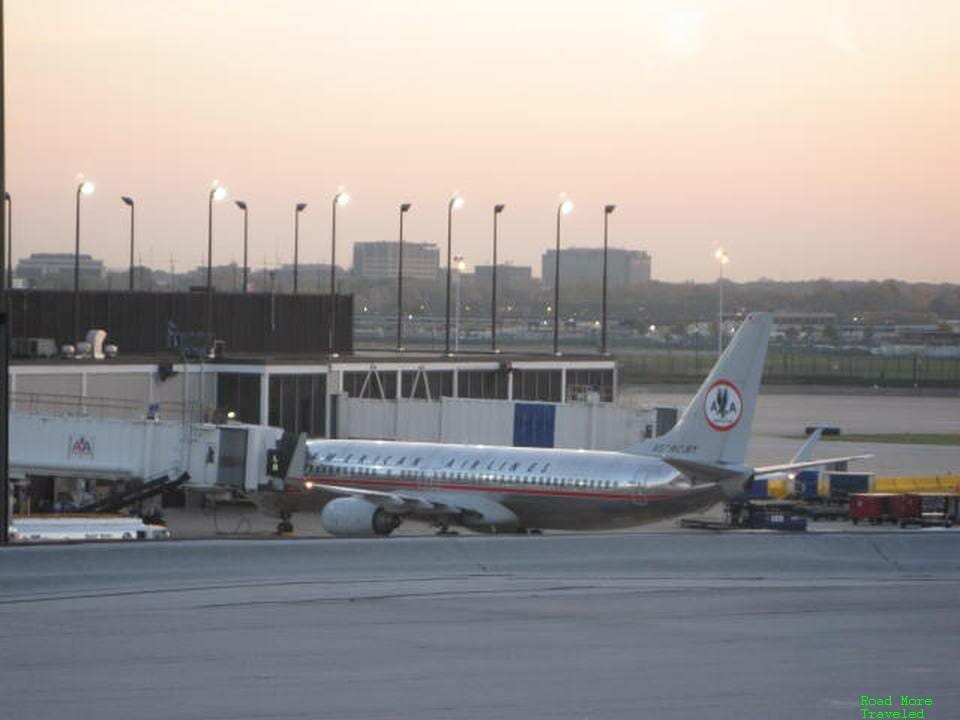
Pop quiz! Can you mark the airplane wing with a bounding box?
[661,458,751,483]
[753,454,872,477]
[303,481,477,519]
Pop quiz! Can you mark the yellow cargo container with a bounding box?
[767,478,788,499]
[872,476,960,494]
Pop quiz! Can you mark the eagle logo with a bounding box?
[704,380,743,432]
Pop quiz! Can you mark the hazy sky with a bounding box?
[8,0,960,282]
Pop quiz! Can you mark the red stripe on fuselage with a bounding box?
[296,475,676,502]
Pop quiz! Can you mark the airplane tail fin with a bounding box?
[624,312,772,466]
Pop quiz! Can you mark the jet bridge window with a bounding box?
[324,453,335,461]
[397,457,406,465]
[527,463,537,472]
[412,458,421,466]
[541,463,550,474]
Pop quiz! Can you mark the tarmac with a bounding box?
[2,532,959,720]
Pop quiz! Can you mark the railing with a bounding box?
[11,391,208,423]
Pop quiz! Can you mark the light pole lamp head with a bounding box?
[235,200,247,211]
[334,190,350,207]
[400,203,412,213]
[211,183,227,202]
[449,193,464,211]
[559,199,574,215]
[296,202,307,212]
[714,248,730,265]
[79,180,96,196]
[494,204,505,214]
[121,196,134,207]
[605,204,616,214]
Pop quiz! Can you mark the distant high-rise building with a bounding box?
[473,264,533,286]
[541,247,651,289]
[17,253,106,285]
[353,241,439,280]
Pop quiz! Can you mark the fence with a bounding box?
[618,350,960,389]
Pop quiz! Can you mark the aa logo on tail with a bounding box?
[704,380,742,432]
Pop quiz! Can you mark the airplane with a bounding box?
[285,312,869,537]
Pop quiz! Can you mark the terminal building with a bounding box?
[7,289,632,450]
[541,247,652,288]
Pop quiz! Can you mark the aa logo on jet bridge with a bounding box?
[704,380,742,432]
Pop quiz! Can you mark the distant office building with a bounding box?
[17,253,106,285]
[474,264,533,286]
[541,247,651,289]
[353,241,439,280]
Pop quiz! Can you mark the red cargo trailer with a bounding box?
[893,493,958,528]
[849,493,896,525]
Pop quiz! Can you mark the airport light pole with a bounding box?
[714,247,730,355]
[396,202,411,350]
[1,1,7,545]
[329,189,349,356]
[552,197,574,355]
[600,204,615,355]
[73,178,95,342]
[293,202,307,294]
[4,191,10,288]
[206,181,227,336]
[491,204,505,352]
[454,255,466,352]
[234,200,248,293]
[443,193,464,355]
[121,196,135,290]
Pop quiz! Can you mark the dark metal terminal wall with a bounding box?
[6,290,353,355]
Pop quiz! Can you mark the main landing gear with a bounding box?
[277,512,294,535]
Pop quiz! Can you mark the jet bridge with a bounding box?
[9,412,286,514]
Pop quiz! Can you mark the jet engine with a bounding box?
[320,497,402,537]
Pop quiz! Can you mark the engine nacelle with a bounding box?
[458,498,519,533]
[719,473,754,499]
[320,497,401,538]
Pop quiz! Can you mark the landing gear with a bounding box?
[277,512,294,535]
[516,527,543,535]
[433,522,459,536]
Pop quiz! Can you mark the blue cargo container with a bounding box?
[744,478,769,499]
[794,470,819,498]
[746,504,808,531]
[826,472,872,497]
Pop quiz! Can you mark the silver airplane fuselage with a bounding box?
[298,438,724,531]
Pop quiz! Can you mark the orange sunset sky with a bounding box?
[6,0,960,282]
